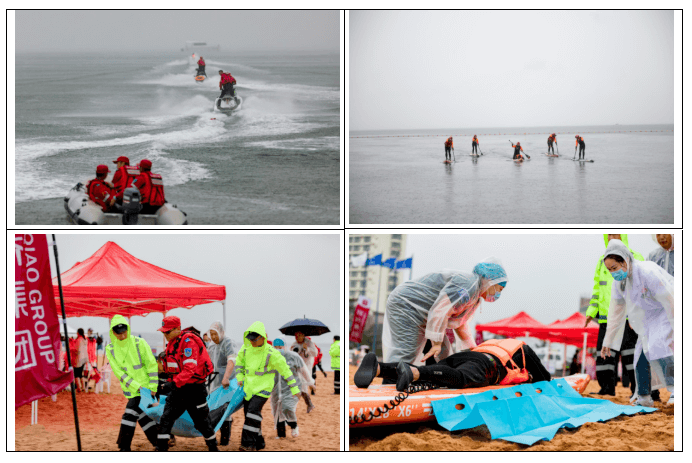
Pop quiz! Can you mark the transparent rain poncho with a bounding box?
[270,349,311,426]
[382,258,508,365]
[602,240,674,392]
[290,337,318,393]
[208,321,238,393]
[648,234,674,276]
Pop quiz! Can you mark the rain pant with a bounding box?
[270,350,310,427]
[207,321,238,393]
[290,337,318,393]
[648,234,674,276]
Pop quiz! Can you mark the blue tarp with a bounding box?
[432,378,657,445]
[140,379,245,438]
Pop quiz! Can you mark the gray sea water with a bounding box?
[15,51,340,225]
[349,125,674,224]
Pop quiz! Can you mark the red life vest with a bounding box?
[473,339,530,385]
[87,178,112,210]
[445,138,453,148]
[114,166,140,194]
[135,171,166,206]
[163,329,213,384]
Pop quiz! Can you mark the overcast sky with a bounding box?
[46,234,341,348]
[400,233,671,327]
[15,11,339,53]
[350,11,674,130]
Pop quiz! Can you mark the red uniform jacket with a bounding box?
[164,332,214,387]
[219,72,236,88]
[132,171,165,206]
[198,58,205,66]
[112,165,139,198]
[87,178,113,211]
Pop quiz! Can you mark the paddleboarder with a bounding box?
[471,135,479,155]
[444,137,454,162]
[545,133,557,156]
[510,141,524,161]
[575,135,586,160]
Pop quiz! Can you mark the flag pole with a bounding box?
[371,263,384,356]
[52,234,82,451]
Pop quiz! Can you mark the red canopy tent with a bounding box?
[475,311,599,376]
[475,311,547,338]
[528,312,600,376]
[52,242,226,318]
[37,239,226,450]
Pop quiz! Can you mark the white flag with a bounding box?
[350,252,368,267]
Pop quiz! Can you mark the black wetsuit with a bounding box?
[472,140,478,154]
[444,146,452,161]
[513,145,523,160]
[379,344,550,389]
[547,138,555,154]
[577,138,586,159]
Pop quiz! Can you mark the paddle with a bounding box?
[556,142,560,155]
[452,148,456,163]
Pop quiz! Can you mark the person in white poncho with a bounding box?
[270,338,314,438]
[373,258,507,387]
[600,239,674,405]
[290,332,317,413]
[207,321,238,446]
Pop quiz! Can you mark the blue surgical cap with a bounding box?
[273,338,285,347]
[473,262,508,287]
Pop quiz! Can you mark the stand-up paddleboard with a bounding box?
[545,153,559,157]
[573,159,595,163]
[443,160,452,164]
[349,373,590,428]
[469,153,480,157]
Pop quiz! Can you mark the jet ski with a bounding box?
[214,88,242,112]
[194,69,206,82]
[64,183,188,225]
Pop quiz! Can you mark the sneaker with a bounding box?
[634,395,654,407]
[667,394,674,405]
[291,427,299,437]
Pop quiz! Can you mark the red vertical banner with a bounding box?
[15,234,73,409]
[349,296,371,343]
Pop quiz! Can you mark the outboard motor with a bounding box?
[121,187,143,225]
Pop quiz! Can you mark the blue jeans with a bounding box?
[637,354,674,395]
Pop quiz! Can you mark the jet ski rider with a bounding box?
[197,56,206,76]
[218,70,237,101]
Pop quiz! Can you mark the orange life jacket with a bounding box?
[472,137,478,145]
[445,138,454,148]
[472,339,530,385]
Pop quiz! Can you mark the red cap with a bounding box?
[96,164,110,174]
[158,316,181,332]
[113,156,130,164]
[140,159,152,169]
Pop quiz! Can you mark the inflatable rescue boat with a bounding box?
[64,182,188,225]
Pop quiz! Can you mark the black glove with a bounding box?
[159,381,176,396]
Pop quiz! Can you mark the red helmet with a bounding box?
[517,142,521,145]
[474,134,477,137]
[575,135,579,138]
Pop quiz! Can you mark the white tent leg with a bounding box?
[581,332,588,374]
[222,301,226,331]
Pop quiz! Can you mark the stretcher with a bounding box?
[140,378,245,438]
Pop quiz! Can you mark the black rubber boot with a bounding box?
[157,438,169,452]
[652,389,662,402]
[143,424,160,448]
[116,425,135,451]
[220,420,231,445]
[277,420,287,438]
[207,439,220,451]
[354,353,379,388]
[396,361,414,392]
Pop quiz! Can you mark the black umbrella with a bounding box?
[279,317,330,337]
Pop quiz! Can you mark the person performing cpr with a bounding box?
[354,259,508,389]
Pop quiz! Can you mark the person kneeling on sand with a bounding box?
[271,339,313,439]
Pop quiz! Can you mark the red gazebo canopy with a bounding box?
[475,311,547,338]
[53,241,226,318]
[534,312,600,348]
